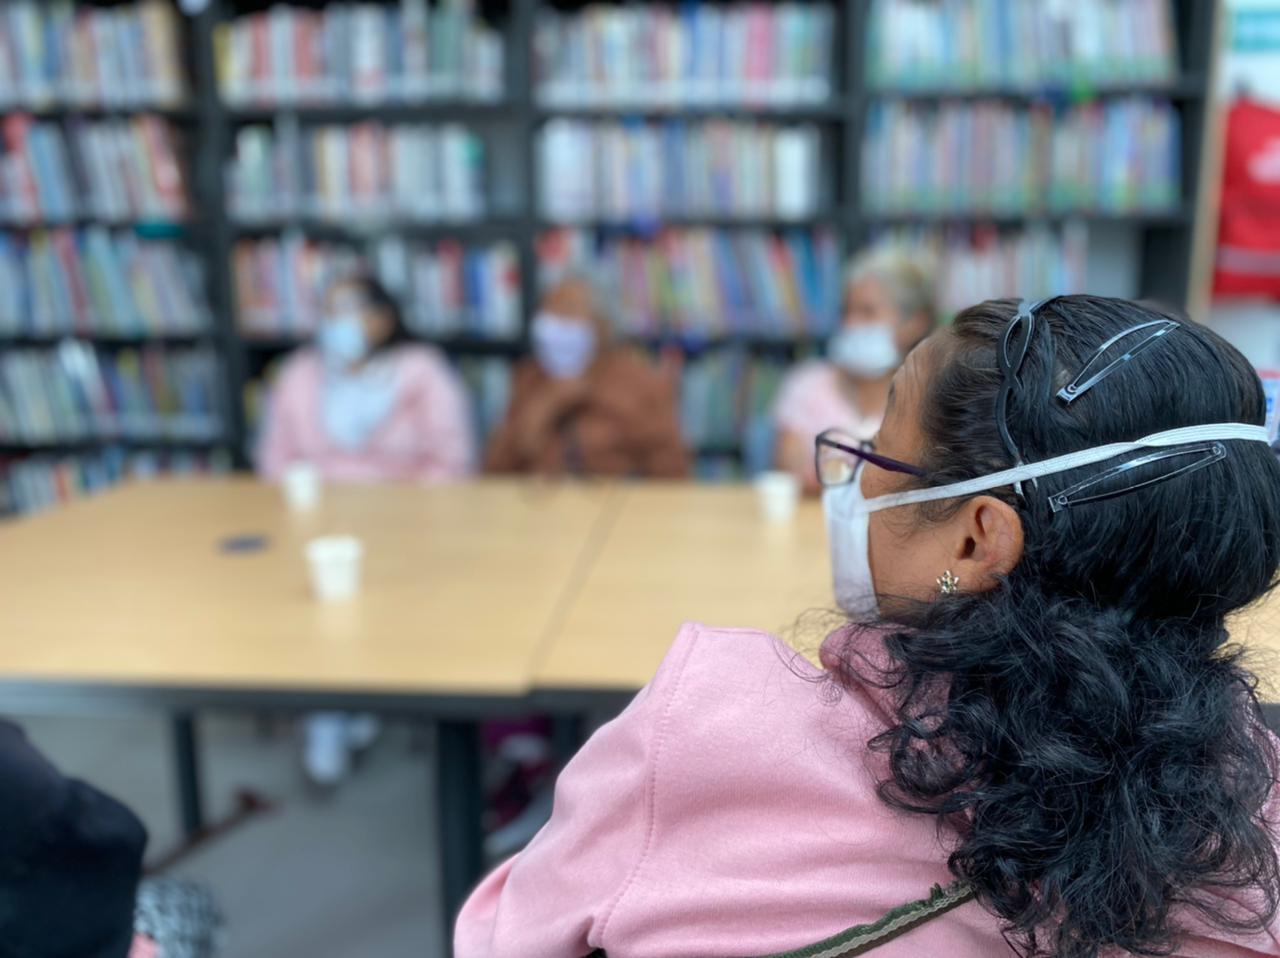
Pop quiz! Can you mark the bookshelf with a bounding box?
[0,0,1219,505]
[0,1,231,514]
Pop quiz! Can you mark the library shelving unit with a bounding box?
[0,0,1220,500]
[0,1,234,514]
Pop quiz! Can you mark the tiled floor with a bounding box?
[18,712,446,958]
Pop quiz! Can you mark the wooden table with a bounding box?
[534,483,831,696]
[0,477,612,695]
[0,476,616,937]
[1231,593,1280,712]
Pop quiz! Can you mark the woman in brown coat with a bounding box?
[485,275,689,478]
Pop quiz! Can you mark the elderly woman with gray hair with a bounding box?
[774,247,937,493]
[485,274,689,478]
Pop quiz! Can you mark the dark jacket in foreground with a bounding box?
[0,719,146,958]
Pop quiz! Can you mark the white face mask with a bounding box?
[532,311,597,379]
[821,422,1272,617]
[823,465,879,616]
[829,323,900,378]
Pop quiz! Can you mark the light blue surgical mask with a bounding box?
[318,314,367,368]
[532,311,597,379]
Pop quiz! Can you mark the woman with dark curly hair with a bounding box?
[456,295,1280,958]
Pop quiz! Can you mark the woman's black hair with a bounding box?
[827,295,1280,957]
[331,273,411,353]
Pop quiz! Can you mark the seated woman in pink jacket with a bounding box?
[257,273,474,785]
[257,273,474,485]
[457,296,1280,957]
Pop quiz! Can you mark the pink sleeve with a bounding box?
[255,357,307,480]
[406,351,475,481]
[453,624,701,958]
[128,935,159,958]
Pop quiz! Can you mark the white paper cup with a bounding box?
[282,462,321,511]
[755,470,801,522]
[305,535,363,602]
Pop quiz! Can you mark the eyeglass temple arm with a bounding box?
[815,435,926,477]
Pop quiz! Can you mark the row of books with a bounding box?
[534,4,834,107]
[862,98,1180,215]
[372,237,520,340]
[0,115,188,224]
[456,357,511,446]
[228,122,485,223]
[682,354,785,469]
[0,230,209,338]
[234,235,520,340]
[215,0,504,107]
[537,228,841,338]
[0,448,230,517]
[539,120,823,221]
[866,0,1177,90]
[871,224,1090,316]
[0,345,223,444]
[0,1,185,110]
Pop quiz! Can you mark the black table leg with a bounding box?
[436,719,483,954]
[171,713,203,839]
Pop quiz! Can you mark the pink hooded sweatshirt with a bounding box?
[456,622,1280,958]
[257,346,473,483]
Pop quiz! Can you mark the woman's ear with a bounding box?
[952,495,1024,592]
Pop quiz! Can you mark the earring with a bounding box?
[937,570,960,596]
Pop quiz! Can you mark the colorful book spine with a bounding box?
[681,355,789,472]
[0,447,230,516]
[537,227,840,338]
[233,235,520,341]
[0,0,185,109]
[866,0,1177,90]
[228,122,486,223]
[0,229,210,337]
[456,357,511,445]
[372,237,521,340]
[535,4,833,107]
[539,119,823,221]
[868,223,1090,316]
[0,115,188,223]
[862,98,1180,215]
[215,0,504,107]
[0,344,222,443]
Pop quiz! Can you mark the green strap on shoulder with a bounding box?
[751,880,975,958]
[589,879,975,958]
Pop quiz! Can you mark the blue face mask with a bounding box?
[318,314,367,367]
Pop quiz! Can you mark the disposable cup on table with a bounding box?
[305,536,363,602]
[282,462,322,511]
[754,471,801,522]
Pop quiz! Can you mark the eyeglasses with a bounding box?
[815,428,927,488]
